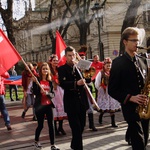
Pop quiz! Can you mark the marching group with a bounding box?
[0,27,149,150]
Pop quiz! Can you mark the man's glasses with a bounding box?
[127,39,139,43]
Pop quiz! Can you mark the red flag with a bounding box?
[55,31,67,66]
[0,29,21,75]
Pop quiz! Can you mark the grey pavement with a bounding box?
[0,100,150,150]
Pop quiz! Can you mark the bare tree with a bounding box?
[0,0,15,45]
[48,0,107,53]
[64,0,94,45]
[48,0,73,54]
[119,0,142,55]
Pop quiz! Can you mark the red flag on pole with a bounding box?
[0,29,21,75]
[55,30,67,66]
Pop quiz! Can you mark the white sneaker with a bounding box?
[51,145,60,150]
[34,141,42,149]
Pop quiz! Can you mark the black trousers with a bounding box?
[9,85,18,99]
[67,108,86,150]
[127,119,149,150]
[35,105,55,145]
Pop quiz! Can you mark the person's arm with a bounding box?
[108,59,129,104]
[32,79,40,96]
[58,66,76,90]
[95,72,102,90]
[14,70,17,76]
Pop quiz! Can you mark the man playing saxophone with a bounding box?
[108,27,149,150]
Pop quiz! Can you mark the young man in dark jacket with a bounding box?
[58,46,89,150]
[108,27,149,150]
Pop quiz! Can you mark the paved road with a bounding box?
[0,101,150,150]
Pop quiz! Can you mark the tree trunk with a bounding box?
[79,23,88,45]
[0,0,16,45]
[119,0,142,55]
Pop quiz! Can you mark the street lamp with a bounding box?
[91,2,104,61]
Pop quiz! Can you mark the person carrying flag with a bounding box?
[58,46,89,150]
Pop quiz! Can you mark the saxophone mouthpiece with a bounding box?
[137,46,150,50]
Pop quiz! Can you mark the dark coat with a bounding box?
[58,64,89,114]
[108,52,147,121]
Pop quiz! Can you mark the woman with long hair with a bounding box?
[33,62,59,150]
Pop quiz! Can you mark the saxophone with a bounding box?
[138,68,150,119]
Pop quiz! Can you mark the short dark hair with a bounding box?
[32,62,38,66]
[65,46,75,55]
[93,54,99,58]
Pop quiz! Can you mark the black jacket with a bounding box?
[58,63,89,114]
[33,79,55,110]
[108,52,147,121]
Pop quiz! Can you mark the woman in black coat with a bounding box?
[33,62,59,150]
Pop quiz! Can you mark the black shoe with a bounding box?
[21,111,25,118]
[126,138,132,145]
[90,126,98,131]
[32,116,37,121]
[11,98,14,101]
[111,124,118,128]
[16,98,20,101]
[6,124,12,131]
[58,128,66,135]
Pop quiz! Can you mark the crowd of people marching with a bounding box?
[0,27,149,150]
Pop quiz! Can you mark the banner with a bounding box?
[0,29,21,75]
[4,75,22,85]
[55,31,67,66]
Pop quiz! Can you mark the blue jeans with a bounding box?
[0,95,10,126]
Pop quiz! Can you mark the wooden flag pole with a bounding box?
[21,58,45,93]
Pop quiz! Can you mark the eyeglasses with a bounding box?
[127,39,139,43]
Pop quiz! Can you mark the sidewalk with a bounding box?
[0,100,150,150]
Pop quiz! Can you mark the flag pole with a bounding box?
[21,58,45,92]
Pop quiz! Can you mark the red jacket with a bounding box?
[0,72,10,95]
[22,69,38,91]
[91,61,104,72]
